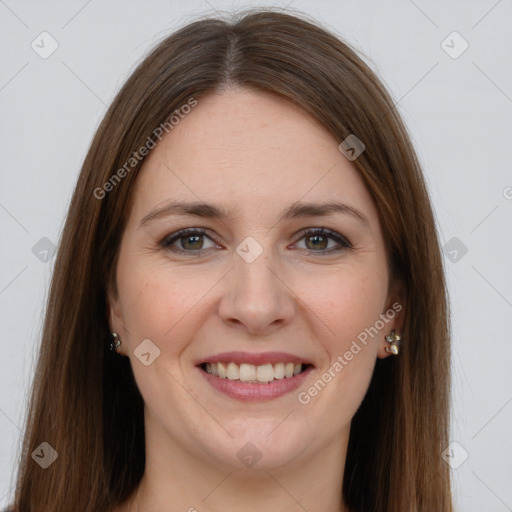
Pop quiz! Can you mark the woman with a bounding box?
[8,9,452,512]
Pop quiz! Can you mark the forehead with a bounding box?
[130,88,379,227]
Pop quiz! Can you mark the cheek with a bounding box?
[115,263,207,403]
[116,260,202,344]
[293,266,387,414]
[302,266,388,350]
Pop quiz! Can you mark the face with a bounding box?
[109,87,402,473]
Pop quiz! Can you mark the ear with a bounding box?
[377,278,406,359]
[106,284,127,355]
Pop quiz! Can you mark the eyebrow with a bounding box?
[139,200,370,228]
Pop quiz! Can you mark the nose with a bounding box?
[218,241,296,336]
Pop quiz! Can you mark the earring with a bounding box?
[110,332,121,353]
[385,329,401,355]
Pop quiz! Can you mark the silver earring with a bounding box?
[110,332,121,353]
[385,329,401,355]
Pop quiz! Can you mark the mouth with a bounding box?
[199,361,313,383]
[195,352,314,402]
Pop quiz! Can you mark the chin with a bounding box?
[198,421,309,471]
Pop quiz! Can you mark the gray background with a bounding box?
[1,0,511,510]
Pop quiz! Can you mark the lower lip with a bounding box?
[198,365,314,402]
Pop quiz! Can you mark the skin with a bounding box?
[109,87,403,512]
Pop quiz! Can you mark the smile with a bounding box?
[196,351,314,402]
[202,361,307,382]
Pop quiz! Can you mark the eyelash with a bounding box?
[159,227,352,256]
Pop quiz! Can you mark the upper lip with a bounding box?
[196,351,313,367]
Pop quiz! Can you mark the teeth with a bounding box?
[226,362,239,380]
[239,363,256,382]
[274,362,285,379]
[218,362,227,379]
[257,363,274,383]
[204,362,305,382]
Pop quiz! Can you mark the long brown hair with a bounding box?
[10,8,452,511]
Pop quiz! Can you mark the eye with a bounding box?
[160,228,221,255]
[293,227,352,254]
[160,227,352,257]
